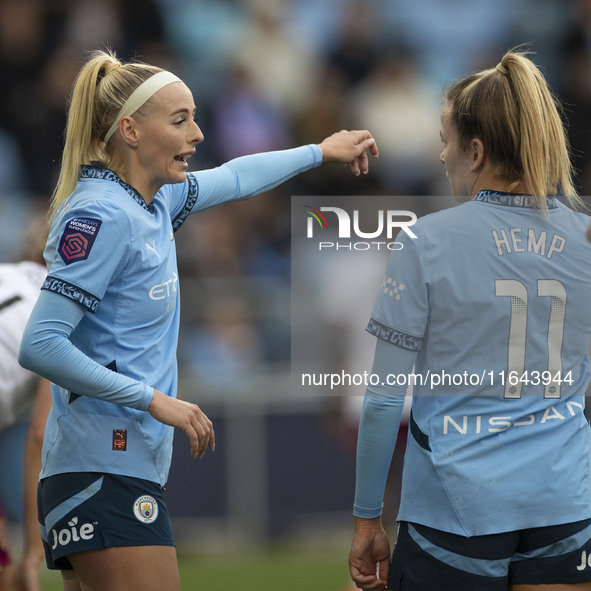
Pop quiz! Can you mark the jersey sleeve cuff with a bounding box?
[137,386,155,412]
[353,504,384,519]
[309,144,323,167]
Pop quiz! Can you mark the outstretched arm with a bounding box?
[189,130,378,212]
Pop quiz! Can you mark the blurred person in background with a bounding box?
[232,0,318,120]
[559,0,591,200]
[0,217,51,591]
[0,0,171,198]
[347,45,442,195]
[208,60,291,162]
[18,49,377,591]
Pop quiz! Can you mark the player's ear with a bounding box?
[469,138,485,172]
[118,116,140,147]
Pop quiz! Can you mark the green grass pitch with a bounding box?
[40,546,351,591]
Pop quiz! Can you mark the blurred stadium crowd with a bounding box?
[1,0,591,399]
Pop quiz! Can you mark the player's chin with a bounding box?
[167,168,188,185]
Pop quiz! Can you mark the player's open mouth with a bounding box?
[174,154,190,163]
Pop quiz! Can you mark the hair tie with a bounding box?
[496,63,509,76]
[97,61,121,86]
[104,71,182,143]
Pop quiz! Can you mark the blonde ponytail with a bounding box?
[49,50,163,220]
[445,49,583,212]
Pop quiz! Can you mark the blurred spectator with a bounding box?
[0,130,24,195]
[326,0,380,89]
[0,0,170,197]
[157,0,248,99]
[180,293,265,396]
[232,0,319,118]
[0,0,48,195]
[209,60,291,161]
[377,0,527,86]
[559,0,591,200]
[347,46,442,195]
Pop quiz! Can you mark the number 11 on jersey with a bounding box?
[495,279,566,399]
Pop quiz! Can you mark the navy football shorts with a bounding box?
[38,472,175,570]
[389,519,591,590]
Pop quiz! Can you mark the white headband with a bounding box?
[104,71,182,144]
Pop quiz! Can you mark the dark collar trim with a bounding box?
[474,190,558,209]
[171,173,198,233]
[80,164,153,213]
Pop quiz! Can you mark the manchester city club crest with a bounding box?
[133,495,159,524]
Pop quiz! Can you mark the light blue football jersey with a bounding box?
[368,191,591,536]
[38,145,321,485]
[40,166,194,484]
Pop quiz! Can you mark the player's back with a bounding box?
[398,192,591,535]
[414,192,591,400]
